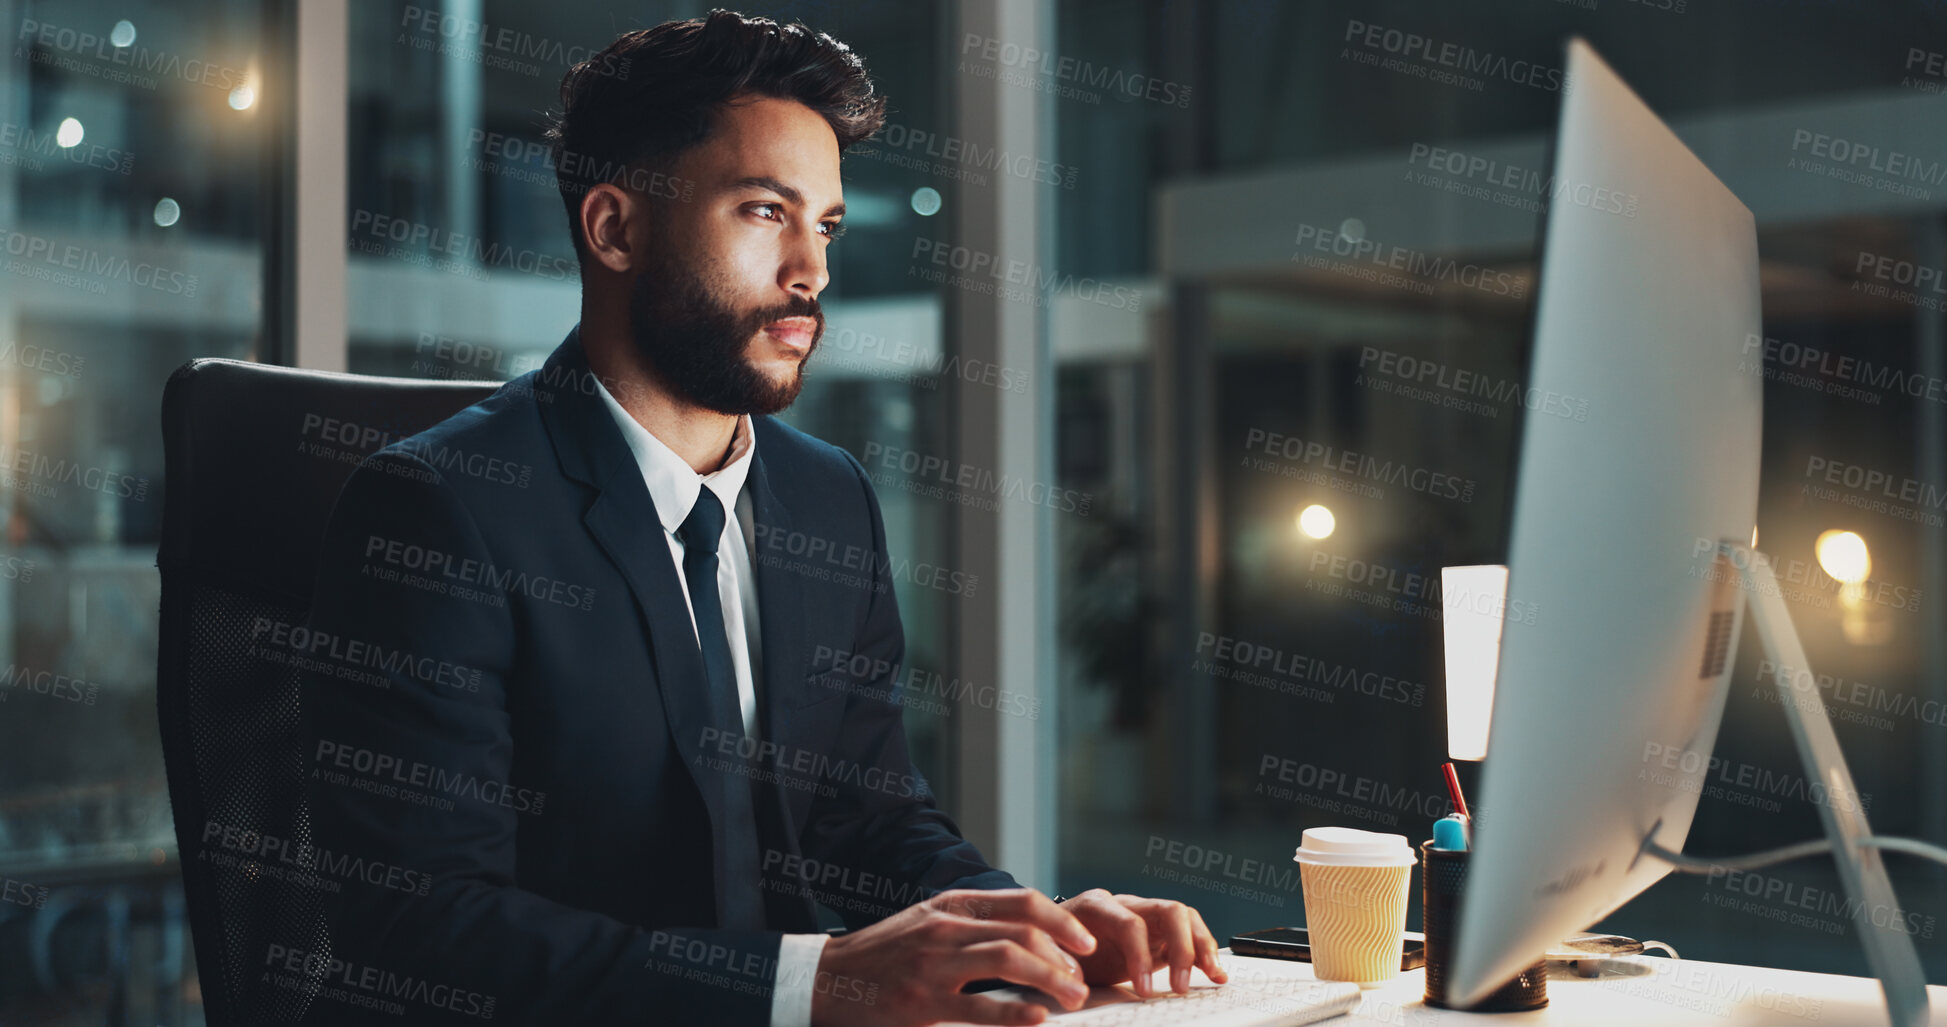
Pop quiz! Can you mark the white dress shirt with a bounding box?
[594,381,828,1027]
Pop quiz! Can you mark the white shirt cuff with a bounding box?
[769,932,832,1027]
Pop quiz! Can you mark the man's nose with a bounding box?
[779,233,829,298]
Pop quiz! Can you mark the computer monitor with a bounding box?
[1448,39,1928,1024]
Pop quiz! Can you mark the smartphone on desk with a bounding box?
[1229,927,1426,970]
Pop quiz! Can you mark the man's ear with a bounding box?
[579,182,641,274]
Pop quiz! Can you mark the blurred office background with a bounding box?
[4,0,1947,1021]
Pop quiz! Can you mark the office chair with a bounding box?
[156,358,496,1025]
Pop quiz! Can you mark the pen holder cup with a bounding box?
[1420,840,1549,1011]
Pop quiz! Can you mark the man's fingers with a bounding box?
[1016,924,1086,984]
[947,920,1083,984]
[1186,905,1228,983]
[1151,901,1195,994]
[1023,890,1098,956]
[934,892,1012,923]
[960,939,1091,1011]
[947,888,1097,956]
[1097,897,1153,997]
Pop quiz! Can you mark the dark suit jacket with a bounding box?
[296,328,1015,1025]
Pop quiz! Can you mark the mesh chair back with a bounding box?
[157,359,496,1025]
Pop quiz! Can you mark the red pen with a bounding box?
[1442,761,1471,821]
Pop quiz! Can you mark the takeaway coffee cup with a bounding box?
[1294,827,1417,986]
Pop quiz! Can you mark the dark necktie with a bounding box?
[677,488,765,930]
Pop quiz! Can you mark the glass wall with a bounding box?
[1050,0,1947,981]
[0,0,273,1022]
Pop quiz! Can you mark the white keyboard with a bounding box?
[1044,974,1362,1026]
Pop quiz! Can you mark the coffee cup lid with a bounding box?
[1292,827,1417,867]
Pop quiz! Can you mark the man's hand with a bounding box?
[1058,889,1228,998]
[810,888,1098,1026]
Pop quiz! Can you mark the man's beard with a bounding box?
[626,248,822,416]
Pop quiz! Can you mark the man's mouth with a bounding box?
[762,317,817,352]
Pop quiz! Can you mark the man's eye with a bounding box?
[750,204,843,240]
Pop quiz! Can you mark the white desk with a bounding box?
[941,949,1947,1025]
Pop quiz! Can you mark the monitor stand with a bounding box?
[1647,540,1930,1027]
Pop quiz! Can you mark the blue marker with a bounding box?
[1433,813,1470,852]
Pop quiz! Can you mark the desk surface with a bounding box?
[940,950,1947,1026]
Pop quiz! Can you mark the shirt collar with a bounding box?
[593,379,756,537]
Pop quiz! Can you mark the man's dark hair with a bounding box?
[546,9,887,265]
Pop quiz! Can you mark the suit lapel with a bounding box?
[584,490,724,785]
[744,436,825,930]
[746,431,820,837]
[534,330,730,887]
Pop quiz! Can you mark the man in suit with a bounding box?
[299,11,1225,1026]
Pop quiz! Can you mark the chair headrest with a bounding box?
[159,359,498,601]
